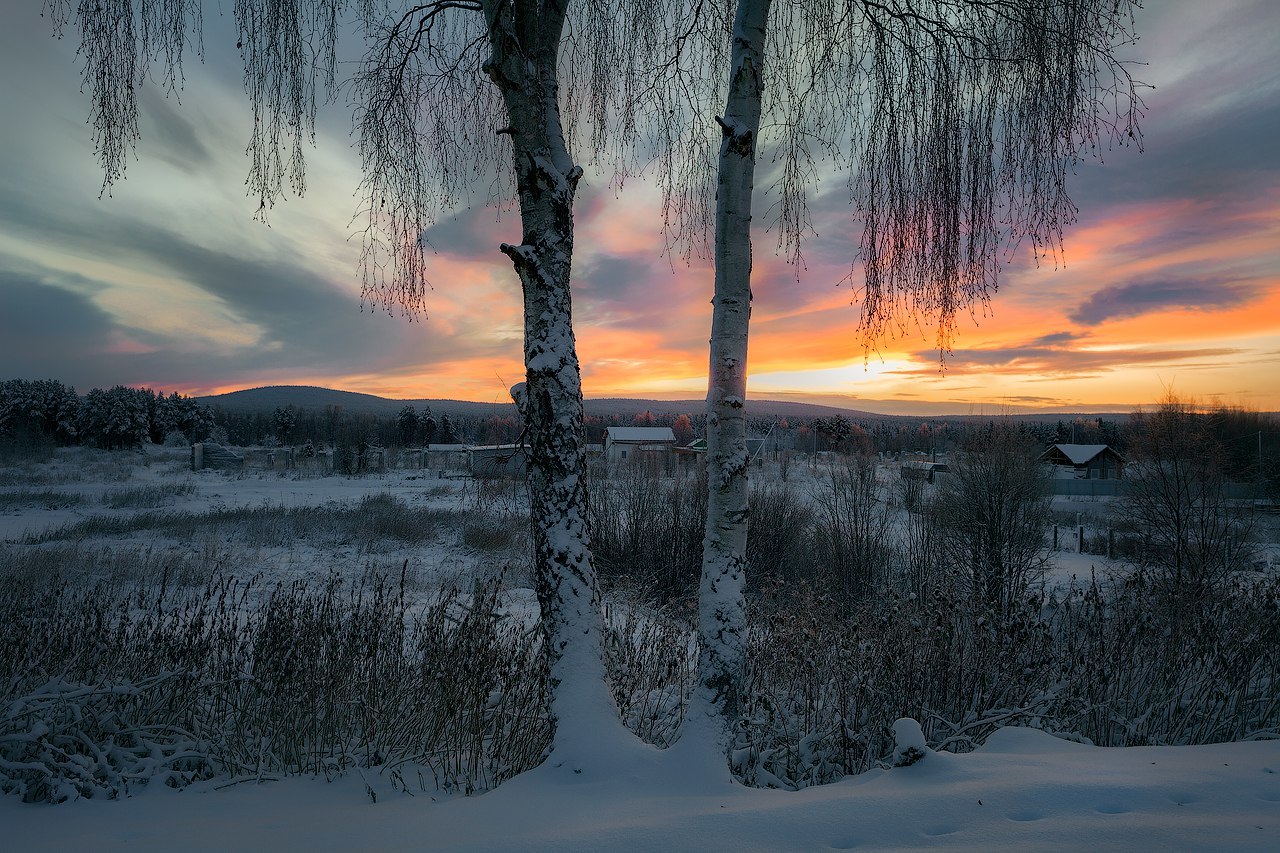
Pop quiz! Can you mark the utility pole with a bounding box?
[1260,430,1265,498]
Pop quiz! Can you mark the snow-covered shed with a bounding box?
[1039,443,1126,479]
[468,444,527,479]
[603,426,676,462]
[425,443,469,472]
[900,459,949,483]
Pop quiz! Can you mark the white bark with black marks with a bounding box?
[480,0,629,769]
[676,0,1142,778]
[679,0,772,774]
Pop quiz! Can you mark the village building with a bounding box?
[425,443,469,473]
[468,444,527,478]
[603,426,676,463]
[671,437,706,473]
[900,459,949,483]
[1039,443,1126,479]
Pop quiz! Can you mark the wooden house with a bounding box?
[1039,443,1126,479]
[603,427,676,463]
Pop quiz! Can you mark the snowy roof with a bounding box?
[1042,444,1119,465]
[605,427,676,443]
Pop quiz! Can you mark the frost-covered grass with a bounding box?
[99,480,198,509]
[736,575,1280,788]
[0,447,140,485]
[27,493,461,550]
[4,546,1276,803]
[0,565,550,803]
[2,542,228,589]
[0,489,86,511]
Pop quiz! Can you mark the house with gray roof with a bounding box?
[603,426,676,462]
[1039,443,1126,479]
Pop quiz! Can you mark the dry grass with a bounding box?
[0,490,86,511]
[0,564,550,802]
[27,493,459,551]
[3,462,1276,802]
[100,481,198,509]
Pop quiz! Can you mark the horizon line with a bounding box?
[195,383,1153,419]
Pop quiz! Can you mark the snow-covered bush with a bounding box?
[589,462,707,601]
[807,455,895,601]
[729,568,1280,790]
[928,429,1053,619]
[1,674,215,803]
[601,594,695,748]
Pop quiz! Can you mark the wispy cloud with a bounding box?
[0,1,1277,414]
[1070,278,1261,325]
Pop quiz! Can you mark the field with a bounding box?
[2,444,1278,849]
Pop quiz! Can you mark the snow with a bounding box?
[1046,444,1114,465]
[5,447,1279,849]
[891,717,929,766]
[3,727,1277,850]
[604,427,677,443]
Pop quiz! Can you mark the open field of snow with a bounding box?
[0,445,530,599]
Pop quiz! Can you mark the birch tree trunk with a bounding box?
[480,0,625,768]
[681,0,773,772]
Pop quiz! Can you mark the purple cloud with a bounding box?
[1070,279,1259,325]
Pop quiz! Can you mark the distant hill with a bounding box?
[198,385,1131,424]
[198,386,906,422]
[948,412,1132,425]
[198,386,517,419]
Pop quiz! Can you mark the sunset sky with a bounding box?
[1,2,1277,416]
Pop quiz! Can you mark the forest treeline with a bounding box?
[2,377,1276,494]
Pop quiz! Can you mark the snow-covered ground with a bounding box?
[3,728,1277,850]
[4,447,1279,849]
[0,445,476,539]
[0,444,524,597]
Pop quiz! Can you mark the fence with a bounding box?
[1051,478,1264,499]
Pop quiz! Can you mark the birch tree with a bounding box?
[930,428,1054,619]
[47,0,710,770]
[672,0,1144,767]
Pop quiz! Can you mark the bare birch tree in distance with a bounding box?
[45,0,726,773]
[662,1,1145,770]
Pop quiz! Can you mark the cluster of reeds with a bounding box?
[730,571,1280,789]
[0,564,550,802]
